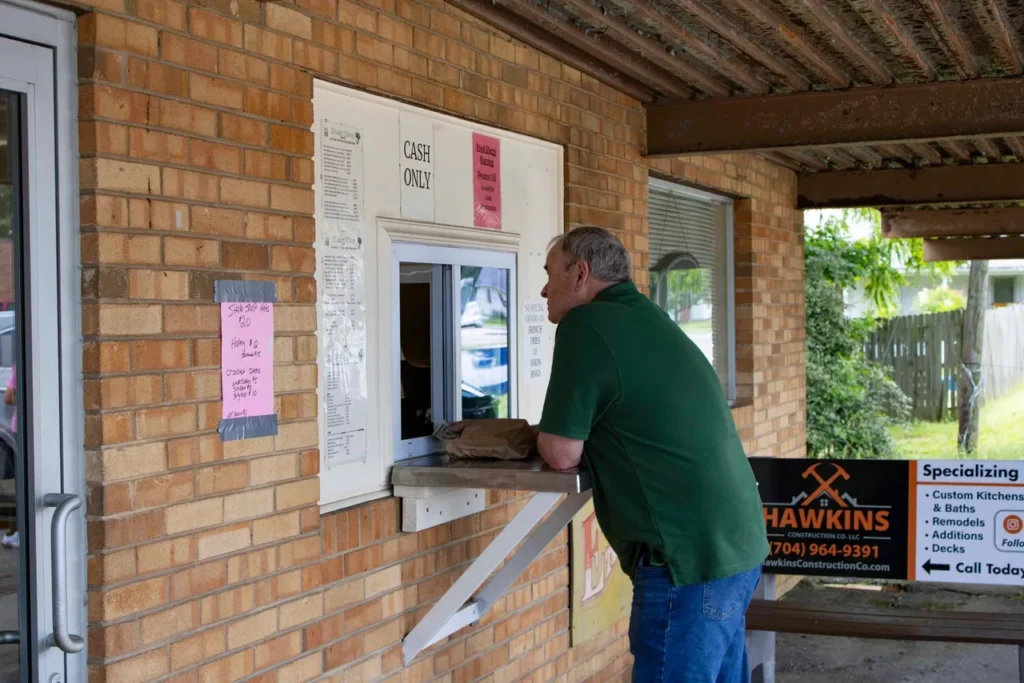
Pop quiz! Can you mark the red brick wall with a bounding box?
[72,0,804,681]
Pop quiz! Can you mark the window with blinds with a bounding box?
[648,178,735,399]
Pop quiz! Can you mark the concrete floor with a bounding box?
[777,578,1023,683]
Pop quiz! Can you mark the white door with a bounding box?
[0,3,85,681]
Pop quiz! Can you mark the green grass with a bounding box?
[679,320,713,335]
[891,382,1024,460]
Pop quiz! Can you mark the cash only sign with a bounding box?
[752,457,1024,585]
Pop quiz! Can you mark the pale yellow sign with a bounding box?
[570,497,633,645]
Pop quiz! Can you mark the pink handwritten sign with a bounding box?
[472,132,502,230]
[221,302,274,420]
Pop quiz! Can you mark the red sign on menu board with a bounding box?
[472,133,502,230]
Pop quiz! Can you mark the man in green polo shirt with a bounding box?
[537,226,768,683]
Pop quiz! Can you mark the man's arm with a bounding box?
[537,432,583,471]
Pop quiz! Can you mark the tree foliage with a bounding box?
[918,284,966,313]
[805,209,916,459]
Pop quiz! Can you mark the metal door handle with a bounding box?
[43,493,84,653]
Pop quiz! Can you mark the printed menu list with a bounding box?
[220,302,275,420]
[320,119,368,470]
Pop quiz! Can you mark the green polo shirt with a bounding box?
[539,282,768,586]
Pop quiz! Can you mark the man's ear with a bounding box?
[573,260,590,291]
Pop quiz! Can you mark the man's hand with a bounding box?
[537,432,584,471]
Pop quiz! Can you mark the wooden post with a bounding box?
[958,260,989,453]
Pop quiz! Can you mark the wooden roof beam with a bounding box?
[857,0,936,80]
[499,0,692,99]
[883,207,1024,239]
[646,78,1024,156]
[668,0,810,91]
[629,1,768,94]
[924,236,1024,262]
[791,0,892,85]
[447,0,656,102]
[972,0,1022,76]
[728,0,850,88]
[921,0,979,78]
[561,0,730,96]
[798,163,1024,209]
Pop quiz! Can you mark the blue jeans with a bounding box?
[629,557,762,683]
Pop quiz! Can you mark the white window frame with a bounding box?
[648,177,737,403]
[392,242,518,461]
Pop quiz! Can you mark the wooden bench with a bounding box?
[747,599,1024,682]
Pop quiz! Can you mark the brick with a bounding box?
[219,49,270,86]
[270,185,313,214]
[141,602,199,645]
[244,87,291,121]
[165,369,221,403]
[186,74,243,112]
[157,99,218,137]
[170,628,226,671]
[193,337,221,366]
[279,594,323,630]
[90,233,162,265]
[293,41,337,73]
[197,523,252,560]
[276,653,322,681]
[243,25,293,62]
[138,536,194,575]
[80,119,127,158]
[130,270,190,300]
[99,509,166,547]
[166,497,223,535]
[222,241,269,270]
[101,576,168,620]
[190,139,243,174]
[162,168,220,202]
[189,7,243,47]
[340,0,377,32]
[266,3,313,38]
[253,631,302,670]
[224,488,275,522]
[198,651,253,683]
[90,375,162,410]
[129,58,190,98]
[81,84,149,123]
[165,305,220,334]
[221,178,271,210]
[85,158,162,194]
[364,619,401,652]
[270,246,314,273]
[80,14,159,56]
[161,32,219,73]
[192,206,246,238]
[252,511,300,545]
[105,647,169,683]
[268,62,310,98]
[227,608,278,650]
[165,236,220,267]
[94,304,163,336]
[199,584,255,625]
[324,635,364,669]
[244,150,289,181]
[92,549,136,584]
[136,404,198,440]
[132,339,190,370]
[134,0,187,31]
[269,124,313,156]
[365,565,402,598]
[275,478,319,510]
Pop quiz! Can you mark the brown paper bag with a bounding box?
[434,419,538,460]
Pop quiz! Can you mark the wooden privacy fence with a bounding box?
[866,305,1024,421]
[865,310,962,422]
[983,304,1024,402]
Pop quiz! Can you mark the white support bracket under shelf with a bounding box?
[402,489,593,664]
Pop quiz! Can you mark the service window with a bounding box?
[313,80,562,512]
[393,243,516,461]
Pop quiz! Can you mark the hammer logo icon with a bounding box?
[801,463,851,507]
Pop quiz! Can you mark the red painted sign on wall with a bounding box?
[472,132,501,230]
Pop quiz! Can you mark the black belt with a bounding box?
[643,544,667,567]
